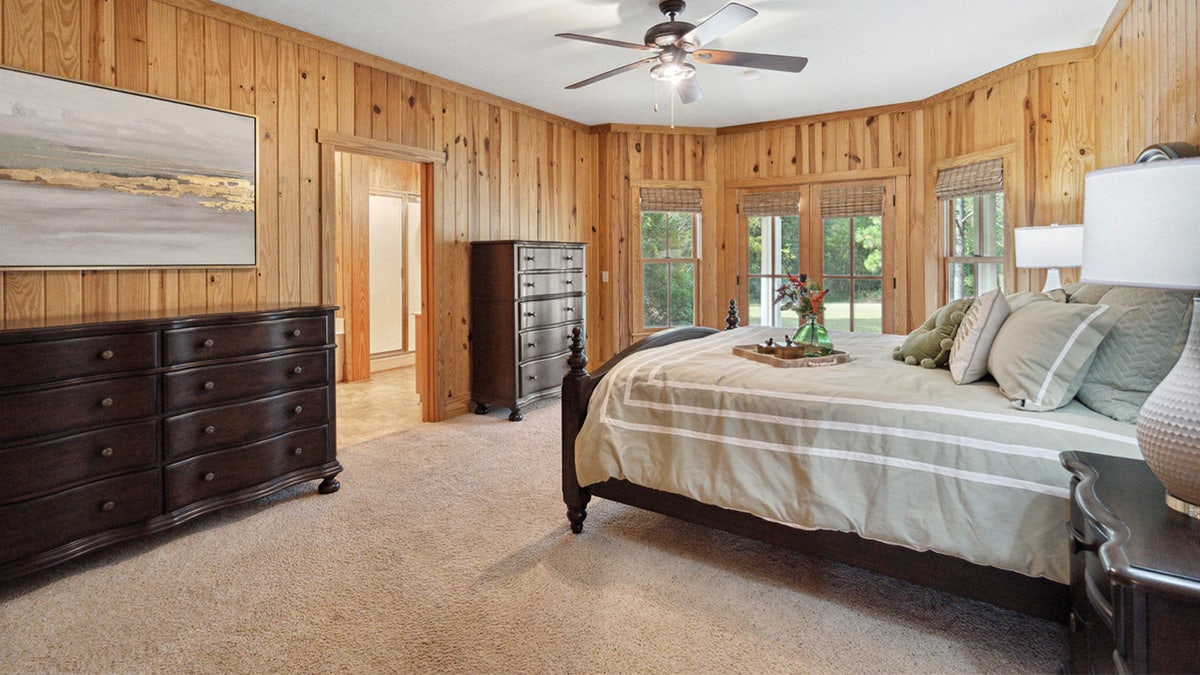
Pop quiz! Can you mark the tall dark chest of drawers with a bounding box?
[0,305,342,582]
[470,240,585,421]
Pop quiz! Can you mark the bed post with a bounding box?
[562,327,592,533]
[725,298,740,330]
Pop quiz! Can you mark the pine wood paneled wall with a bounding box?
[1094,0,1200,168]
[2,0,1195,414]
[0,0,595,421]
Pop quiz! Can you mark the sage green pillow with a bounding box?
[1064,283,1114,305]
[893,298,974,368]
[1006,290,1065,312]
[987,302,1127,411]
[1075,287,1195,423]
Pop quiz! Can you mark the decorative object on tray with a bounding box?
[1080,153,1200,518]
[733,343,849,368]
[774,273,833,355]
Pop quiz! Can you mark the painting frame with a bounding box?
[0,65,258,270]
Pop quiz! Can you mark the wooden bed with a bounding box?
[560,302,1072,621]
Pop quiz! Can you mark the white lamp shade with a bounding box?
[1081,157,1200,289]
[1013,224,1084,268]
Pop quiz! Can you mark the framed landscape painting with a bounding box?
[0,66,256,269]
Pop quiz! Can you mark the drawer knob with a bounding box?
[291,329,302,337]
[564,280,573,286]
[203,472,215,482]
[101,500,115,512]
[528,374,538,381]
[524,255,535,261]
[293,405,304,415]
[203,381,215,390]
[293,447,304,456]
[524,282,535,288]
[202,338,215,348]
[101,397,114,408]
[566,255,575,261]
[293,366,303,375]
[100,349,114,360]
[527,342,537,348]
[204,425,216,435]
[100,446,114,458]
[565,306,575,312]
[524,312,536,317]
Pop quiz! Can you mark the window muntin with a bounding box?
[821,215,884,333]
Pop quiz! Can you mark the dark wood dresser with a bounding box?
[1062,451,1200,674]
[0,304,341,582]
[470,240,585,421]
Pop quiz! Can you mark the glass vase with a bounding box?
[793,314,834,356]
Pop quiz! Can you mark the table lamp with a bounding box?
[1014,224,1084,292]
[1080,157,1200,518]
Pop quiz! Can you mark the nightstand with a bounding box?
[1062,451,1200,674]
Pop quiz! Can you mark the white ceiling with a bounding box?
[212,0,1119,128]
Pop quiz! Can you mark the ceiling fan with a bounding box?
[556,0,808,104]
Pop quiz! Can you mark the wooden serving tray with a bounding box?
[732,344,850,368]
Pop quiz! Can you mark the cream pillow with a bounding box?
[949,289,1010,384]
[987,302,1127,411]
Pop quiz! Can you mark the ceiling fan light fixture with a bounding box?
[650,60,696,83]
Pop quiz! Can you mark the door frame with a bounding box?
[318,130,445,420]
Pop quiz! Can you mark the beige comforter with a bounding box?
[576,326,1141,583]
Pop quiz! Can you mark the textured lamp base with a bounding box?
[1138,298,1200,515]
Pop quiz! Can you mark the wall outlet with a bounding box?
[601,270,609,283]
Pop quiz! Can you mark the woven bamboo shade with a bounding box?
[741,191,803,217]
[639,187,702,213]
[818,185,885,218]
[935,159,1004,199]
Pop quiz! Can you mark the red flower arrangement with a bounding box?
[774,273,827,318]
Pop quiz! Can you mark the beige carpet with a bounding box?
[0,402,1065,673]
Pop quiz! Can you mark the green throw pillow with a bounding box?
[1075,287,1196,423]
[893,298,974,369]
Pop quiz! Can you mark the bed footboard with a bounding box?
[562,302,738,533]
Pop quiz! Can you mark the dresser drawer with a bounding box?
[164,315,329,365]
[517,270,583,299]
[164,387,330,459]
[0,375,158,444]
[518,296,583,330]
[164,427,330,512]
[0,420,158,504]
[0,469,161,564]
[519,354,568,398]
[0,332,157,388]
[517,245,582,271]
[165,350,330,412]
[519,322,581,362]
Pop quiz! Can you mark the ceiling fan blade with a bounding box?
[678,2,757,48]
[692,49,808,73]
[555,33,655,51]
[677,77,703,104]
[565,56,659,90]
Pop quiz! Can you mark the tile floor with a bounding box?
[335,366,423,447]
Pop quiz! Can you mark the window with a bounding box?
[936,158,1006,300]
[944,193,1005,299]
[744,191,802,328]
[818,185,885,333]
[639,188,700,329]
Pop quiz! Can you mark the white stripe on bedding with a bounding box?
[1034,305,1108,407]
[603,417,1070,498]
[617,366,1137,448]
[602,397,1064,462]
